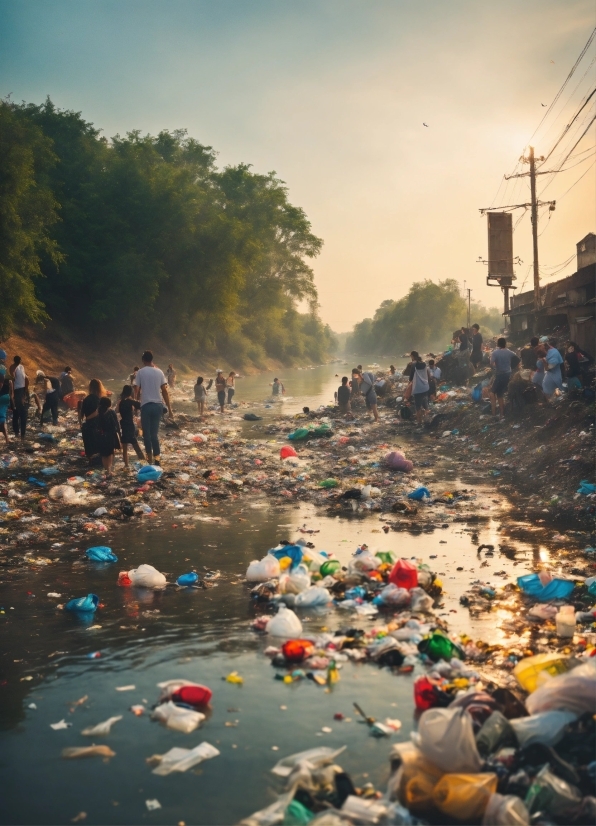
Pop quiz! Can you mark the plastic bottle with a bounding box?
[555,605,576,637]
[482,793,529,825]
[389,559,418,590]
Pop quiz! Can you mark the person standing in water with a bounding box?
[271,377,285,397]
[194,376,207,416]
[10,356,29,442]
[134,350,173,465]
[356,369,379,422]
[117,385,144,468]
[166,364,176,388]
[226,371,236,405]
[215,369,226,413]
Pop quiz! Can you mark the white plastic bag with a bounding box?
[81,715,122,736]
[265,604,303,637]
[410,587,433,613]
[294,586,331,607]
[151,701,205,733]
[49,485,77,502]
[271,746,347,777]
[482,794,529,825]
[510,710,577,747]
[349,551,380,573]
[416,707,482,773]
[302,550,328,572]
[152,742,220,775]
[129,564,167,589]
[525,660,596,715]
[377,583,411,607]
[287,564,311,593]
[246,556,281,582]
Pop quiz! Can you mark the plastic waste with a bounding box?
[157,679,211,704]
[65,594,99,613]
[151,701,205,733]
[416,707,482,773]
[577,479,596,495]
[176,572,199,587]
[471,383,483,402]
[555,605,576,637]
[475,711,518,757]
[288,565,311,593]
[280,446,298,459]
[128,564,167,589]
[269,545,304,570]
[319,560,340,577]
[373,583,411,607]
[528,603,558,621]
[270,746,347,777]
[318,478,339,488]
[410,587,433,613]
[418,631,464,662]
[524,764,583,820]
[246,555,281,582]
[432,773,497,821]
[516,573,575,602]
[282,639,315,663]
[137,464,163,483]
[266,604,303,637]
[151,742,220,776]
[413,675,451,711]
[81,715,123,736]
[510,710,577,747]
[117,571,132,587]
[294,586,330,607]
[288,428,310,441]
[513,652,572,693]
[284,799,314,825]
[48,484,77,502]
[482,794,529,826]
[525,659,596,715]
[341,796,387,822]
[86,546,118,563]
[170,685,213,708]
[385,451,413,473]
[389,559,418,590]
[407,486,431,501]
[62,746,116,759]
[349,550,381,572]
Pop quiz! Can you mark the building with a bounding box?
[508,233,596,356]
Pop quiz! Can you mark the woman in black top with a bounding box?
[97,397,121,477]
[117,385,144,467]
[79,378,108,461]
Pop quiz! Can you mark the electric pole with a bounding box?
[529,147,540,312]
[467,289,471,329]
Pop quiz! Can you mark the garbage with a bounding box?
[415,707,482,773]
[418,631,464,662]
[432,773,497,821]
[389,559,418,590]
[85,546,118,563]
[385,451,413,473]
[150,742,220,775]
[577,479,596,495]
[81,716,123,736]
[409,587,433,613]
[524,659,596,715]
[50,719,72,730]
[280,446,298,459]
[407,487,430,501]
[482,794,529,826]
[294,586,331,607]
[524,764,583,820]
[516,573,575,602]
[136,465,163,483]
[151,701,205,733]
[510,710,578,747]
[64,594,99,613]
[128,564,167,589]
[513,652,572,693]
[282,639,315,662]
[157,679,213,707]
[61,746,116,759]
[266,605,303,637]
[246,555,281,582]
[145,799,162,811]
[270,746,347,777]
[176,571,199,586]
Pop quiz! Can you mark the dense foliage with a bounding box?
[347,279,502,354]
[0,98,335,365]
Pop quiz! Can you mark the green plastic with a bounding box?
[284,800,314,825]
[375,551,395,565]
[319,478,339,488]
[420,631,464,662]
[288,428,310,441]
[319,559,341,576]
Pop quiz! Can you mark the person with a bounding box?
[214,369,227,412]
[428,359,441,401]
[350,369,361,398]
[458,327,469,351]
[0,355,13,445]
[271,377,285,398]
[129,365,139,385]
[194,376,207,416]
[410,354,431,424]
[542,338,564,399]
[166,364,176,388]
[565,342,592,389]
[470,324,483,369]
[59,366,74,398]
[97,397,121,477]
[117,385,144,468]
[337,376,351,414]
[357,369,379,422]
[10,356,29,442]
[226,371,236,405]
[79,379,108,461]
[39,371,61,427]
[521,337,540,370]
[489,337,518,419]
[389,365,396,377]
[403,353,417,381]
[134,350,173,465]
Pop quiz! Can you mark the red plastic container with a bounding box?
[280,446,298,460]
[171,684,213,707]
[282,639,315,663]
[389,559,418,590]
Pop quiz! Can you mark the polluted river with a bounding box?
[0,359,594,826]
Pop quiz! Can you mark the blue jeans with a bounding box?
[141,402,162,458]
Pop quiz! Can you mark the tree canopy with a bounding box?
[0,97,334,364]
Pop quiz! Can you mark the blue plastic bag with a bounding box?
[268,544,304,569]
[86,546,118,563]
[577,480,596,495]
[65,594,99,613]
[27,477,47,488]
[471,384,482,402]
[137,465,163,483]
[517,574,575,602]
[176,572,199,587]
[407,486,431,501]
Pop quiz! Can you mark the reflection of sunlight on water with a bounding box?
[539,546,550,563]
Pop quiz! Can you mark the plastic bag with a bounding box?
[516,573,575,602]
[525,659,596,715]
[280,446,298,459]
[349,550,380,572]
[86,546,118,563]
[49,484,77,502]
[475,712,517,757]
[510,710,577,747]
[269,545,304,570]
[152,742,220,776]
[282,639,315,662]
[288,428,310,441]
[295,586,330,607]
[65,593,99,613]
[129,564,167,589]
[137,464,163,483]
[385,451,413,473]
[176,572,199,586]
[407,486,430,501]
[171,685,213,708]
[81,715,123,736]
[319,560,340,577]
[524,765,583,819]
[416,707,482,773]
[373,584,411,607]
[151,701,205,733]
[513,652,572,693]
[157,679,211,703]
[389,559,418,590]
[246,556,281,582]
[482,794,529,825]
[432,773,497,821]
[418,631,464,662]
[271,746,346,777]
[266,605,303,637]
[287,565,311,593]
[410,587,433,613]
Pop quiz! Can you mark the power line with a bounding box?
[538,87,596,165]
[557,157,596,202]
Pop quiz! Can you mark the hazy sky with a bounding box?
[1,0,594,331]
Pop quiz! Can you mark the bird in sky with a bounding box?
[541,103,547,107]
[423,122,429,127]
[550,60,555,64]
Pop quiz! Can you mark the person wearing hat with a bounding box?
[215,369,227,413]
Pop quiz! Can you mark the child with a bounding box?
[194,376,207,416]
[337,376,351,414]
[428,359,441,401]
[226,371,236,405]
[97,396,121,477]
[117,385,144,468]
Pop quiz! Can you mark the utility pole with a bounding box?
[529,146,540,313]
[467,289,471,329]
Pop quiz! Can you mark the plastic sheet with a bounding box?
[510,710,577,747]
[416,707,482,773]
[151,701,205,733]
[81,715,123,736]
[516,573,575,602]
[482,794,529,825]
[246,556,281,582]
[270,746,346,777]
[294,586,331,607]
[86,546,118,563]
[137,464,163,483]
[151,742,220,775]
[432,773,497,821]
[525,660,596,715]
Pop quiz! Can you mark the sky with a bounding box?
[1,0,594,332]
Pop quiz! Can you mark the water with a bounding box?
[0,358,563,825]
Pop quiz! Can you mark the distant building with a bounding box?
[508,233,595,356]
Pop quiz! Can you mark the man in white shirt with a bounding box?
[10,356,29,441]
[134,350,173,465]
